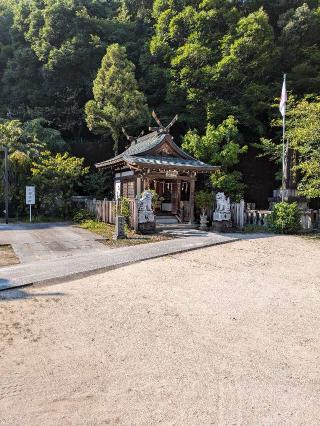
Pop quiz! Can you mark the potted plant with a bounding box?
[195,190,214,230]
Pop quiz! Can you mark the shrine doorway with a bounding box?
[150,179,191,218]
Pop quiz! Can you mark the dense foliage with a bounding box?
[0,119,88,218]
[0,0,320,217]
[269,201,301,234]
[73,208,96,224]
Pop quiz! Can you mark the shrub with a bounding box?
[119,197,131,221]
[114,197,131,223]
[72,209,95,223]
[195,190,214,214]
[269,202,301,234]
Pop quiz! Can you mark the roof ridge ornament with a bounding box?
[149,111,178,134]
[122,127,144,147]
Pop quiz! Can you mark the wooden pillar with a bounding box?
[176,180,181,218]
[171,181,178,215]
[136,176,142,197]
[143,176,150,191]
[189,178,196,224]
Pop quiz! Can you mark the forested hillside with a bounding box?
[1,0,320,210]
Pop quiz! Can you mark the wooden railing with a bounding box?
[245,210,271,227]
[231,200,320,231]
[300,209,320,231]
[231,201,271,228]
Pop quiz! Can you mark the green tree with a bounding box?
[1,0,320,209]
[85,43,149,154]
[149,1,241,127]
[0,118,68,217]
[182,116,247,200]
[31,152,89,217]
[22,118,67,153]
[6,150,32,218]
[0,120,23,154]
[258,95,320,198]
[9,0,121,135]
[287,96,320,198]
[0,119,66,158]
[0,0,14,114]
[83,171,113,199]
[278,4,320,94]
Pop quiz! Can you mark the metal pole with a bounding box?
[29,204,32,223]
[281,74,286,203]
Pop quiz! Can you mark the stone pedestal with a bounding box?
[138,210,156,234]
[213,211,231,222]
[212,220,232,233]
[138,221,156,234]
[199,214,208,230]
[113,215,126,240]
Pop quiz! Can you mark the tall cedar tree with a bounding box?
[85,43,149,154]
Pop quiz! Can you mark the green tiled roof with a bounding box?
[95,132,166,168]
[95,131,216,172]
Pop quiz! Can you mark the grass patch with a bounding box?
[0,216,69,224]
[300,232,320,241]
[0,245,20,267]
[77,219,172,247]
[243,224,272,233]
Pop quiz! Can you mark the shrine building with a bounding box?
[95,114,217,223]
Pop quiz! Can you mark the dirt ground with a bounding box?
[0,245,20,267]
[1,235,320,425]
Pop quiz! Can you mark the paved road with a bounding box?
[0,229,239,289]
[0,223,107,262]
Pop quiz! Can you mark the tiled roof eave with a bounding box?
[125,156,218,172]
[95,156,218,172]
[95,158,126,168]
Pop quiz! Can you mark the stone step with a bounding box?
[156,223,196,231]
[156,217,179,224]
[156,216,177,219]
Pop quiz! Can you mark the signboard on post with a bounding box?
[26,186,35,222]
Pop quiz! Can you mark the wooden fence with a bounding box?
[230,200,245,229]
[79,197,319,232]
[85,198,139,230]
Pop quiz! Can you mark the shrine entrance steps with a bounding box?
[156,214,180,225]
[156,223,197,233]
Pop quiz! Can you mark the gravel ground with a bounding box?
[1,235,320,425]
[0,245,19,267]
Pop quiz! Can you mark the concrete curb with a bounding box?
[0,236,239,291]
